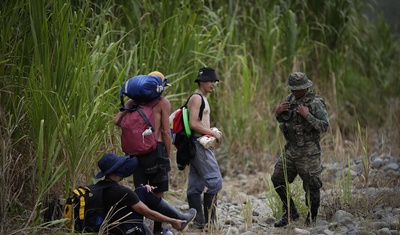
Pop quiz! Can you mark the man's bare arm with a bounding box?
[160,98,172,158]
[187,95,221,141]
[114,99,134,126]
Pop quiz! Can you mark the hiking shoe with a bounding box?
[274,212,300,227]
[274,216,289,227]
[304,216,316,227]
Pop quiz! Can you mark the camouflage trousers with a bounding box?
[271,151,323,213]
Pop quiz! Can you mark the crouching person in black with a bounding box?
[95,153,196,235]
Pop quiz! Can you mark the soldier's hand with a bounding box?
[297,104,309,117]
[276,102,290,115]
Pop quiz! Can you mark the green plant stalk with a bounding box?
[30,120,66,226]
[264,174,281,218]
[243,196,253,229]
[342,155,353,205]
[357,122,370,213]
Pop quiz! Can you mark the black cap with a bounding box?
[194,67,219,82]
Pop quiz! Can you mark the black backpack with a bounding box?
[172,93,205,170]
[64,183,111,233]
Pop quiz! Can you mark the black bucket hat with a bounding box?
[194,67,219,82]
[95,153,138,179]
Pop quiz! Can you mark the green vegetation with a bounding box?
[1,0,399,233]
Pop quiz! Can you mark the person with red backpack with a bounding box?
[185,67,223,229]
[114,71,172,235]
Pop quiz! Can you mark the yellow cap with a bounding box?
[149,71,171,86]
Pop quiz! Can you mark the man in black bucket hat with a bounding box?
[94,153,196,234]
[194,67,220,82]
[185,67,223,229]
[272,72,329,227]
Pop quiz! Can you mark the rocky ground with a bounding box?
[156,153,400,235]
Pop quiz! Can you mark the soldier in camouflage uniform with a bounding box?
[272,72,329,227]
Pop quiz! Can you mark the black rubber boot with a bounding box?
[304,211,317,226]
[203,193,217,226]
[274,198,299,227]
[187,194,205,229]
[157,198,197,232]
[304,190,320,226]
[274,215,289,227]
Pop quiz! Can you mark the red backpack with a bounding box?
[120,97,161,155]
[171,93,204,170]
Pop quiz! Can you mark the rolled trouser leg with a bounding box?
[187,193,205,229]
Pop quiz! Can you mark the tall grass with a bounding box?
[1,0,400,233]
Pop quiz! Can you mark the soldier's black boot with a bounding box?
[274,215,289,227]
[304,190,320,226]
[305,204,318,226]
[304,205,319,226]
[304,211,317,226]
[187,194,205,229]
[203,193,217,226]
[274,198,299,227]
[157,198,197,232]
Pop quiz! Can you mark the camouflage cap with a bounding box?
[287,72,313,90]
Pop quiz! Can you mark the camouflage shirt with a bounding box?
[276,90,329,157]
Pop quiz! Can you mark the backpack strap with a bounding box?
[184,93,205,121]
[136,97,162,132]
[286,93,294,102]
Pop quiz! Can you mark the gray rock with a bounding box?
[310,225,329,235]
[384,162,399,171]
[323,229,335,235]
[377,228,391,235]
[294,228,310,234]
[239,231,257,235]
[371,221,390,230]
[355,229,376,235]
[371,158,383,169]
[332,210,355,223]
